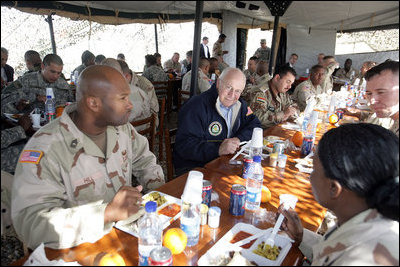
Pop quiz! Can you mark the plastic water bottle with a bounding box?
[327,95,336,118]
[180,200,201,247]
[245,156,264,211]
[138,201,162,266]
[302,98,316,132]
[45,95,56,122]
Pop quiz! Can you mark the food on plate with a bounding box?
[261,186,271,203]
[143,191,167,207]
[291,131,304,147]
[329,114,339,124]
[226,251,255,266]
[158,203,181,217]
[253,242,281,261]
[97,252,126,266]
[163,228,187,255]
[230,231,256,249]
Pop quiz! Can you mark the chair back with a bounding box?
[178,88,190,110]
[156,97,166,160]
[164,127,178,182]
[130,113,156,153]
[152,80,171,115]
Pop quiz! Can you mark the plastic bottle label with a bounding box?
[180,220,199,238]
[246,189,261,203]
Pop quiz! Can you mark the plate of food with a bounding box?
[114,191,182,237]
[198,223,293,266]
[3,113,24,123]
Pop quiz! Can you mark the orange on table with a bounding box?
[261,186,272,203]
[163,228,187,255]
[98,252,126,266]
[291,131,304,147]
[329,114,339,124]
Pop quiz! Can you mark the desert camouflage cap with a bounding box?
[260,39,266,43]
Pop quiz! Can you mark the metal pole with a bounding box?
[190,1,204,97]
[46,14,57,54]
[154,24,159,53]
[269,15,279,75]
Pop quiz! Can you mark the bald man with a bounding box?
[11,65,165,250]
[174,67,261,175]
[182,57,212,95]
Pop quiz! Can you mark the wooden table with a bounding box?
[15,121,362,266]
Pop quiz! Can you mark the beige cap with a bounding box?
[260,39,266,43]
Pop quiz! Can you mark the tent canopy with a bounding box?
[2,1,398,31]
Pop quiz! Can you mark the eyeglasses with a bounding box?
[219,79,243,95]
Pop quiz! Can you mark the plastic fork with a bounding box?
[264,213,285,249]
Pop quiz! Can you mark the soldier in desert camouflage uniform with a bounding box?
[22,50,42,76]
[280,123,399,266]
[1,54,73,114]
[11,65,165,250]
[163,52,181,74]
[212,34,228,58]
[248,65,298,129]
[292,64,325,112]
[320,55,339,94]
[242,60,272,106]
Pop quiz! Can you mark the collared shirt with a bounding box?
[218,100,233,138]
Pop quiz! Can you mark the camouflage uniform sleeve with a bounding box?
[1,80,23,114]
[1,126,26,149]
[254,48,260,58]
[129,124,165,192]
[299,229,323,261]
[198,73,211,93]
[295,83,312,112]
[250,91,285,129]
[11,138,112,249]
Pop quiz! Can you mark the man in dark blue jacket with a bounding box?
[174,67,261,176]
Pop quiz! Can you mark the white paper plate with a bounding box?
[114,191,182,238]
[198,223,293,266]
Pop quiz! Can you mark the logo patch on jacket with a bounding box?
[19,150,43,164]
[246,106,253,116]
[208,121,222,136]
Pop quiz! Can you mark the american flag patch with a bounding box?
[19,150,43,164]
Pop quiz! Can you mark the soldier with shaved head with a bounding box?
[11,65,165,250]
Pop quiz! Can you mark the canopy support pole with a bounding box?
[46,14,57,54]
[190,1,204,97]
[269,15,279,75]
[154,24,159,53]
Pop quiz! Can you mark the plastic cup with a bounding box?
[279,194,298,210]
[269,153,278,167]
[250,127,263,148]
[181,170,203,204]
[30,114,41,127]
[208,206,221,228]
[278,154,287,169]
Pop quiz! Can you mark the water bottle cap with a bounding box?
[253,156,262,163]
[145,201,157,212]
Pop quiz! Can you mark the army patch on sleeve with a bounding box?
[246,106,253,116]
[19,150,43,164]
[256,97,266,104]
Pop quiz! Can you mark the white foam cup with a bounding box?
[250,127,263,148]
[31,114,41,127]
[208,206,221,228]
[279,194,298,210]
[181,170,203,204]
